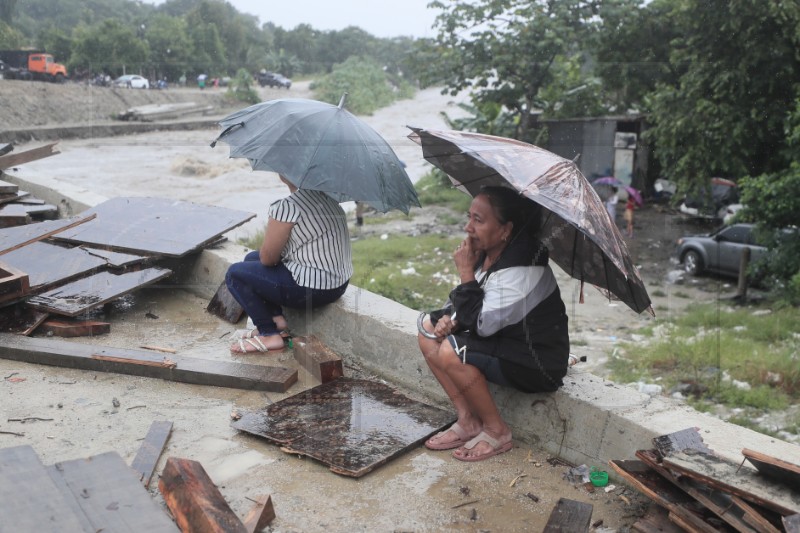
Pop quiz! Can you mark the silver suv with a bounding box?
[674,223,767,277]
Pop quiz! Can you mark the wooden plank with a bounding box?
[0,143,12,156]
[731,496,783,533]
[542,498,593,532]
[0,445,91,533]
[47,451,178,532]
[292,335,344,383]
[38,319,110,338]
[610,459,727,533]
[0,142,59,170]
[0,204,31,228]
[79,246,148,268]
[0,179,18,194]
[742,448,800,491]
[12,202,58,219]
[663,451,800,516]
[26,267,173,316]
[52,197,255,257]
[242,494,275,533]
[0,260,29,304]
[633,504,686,533]
[158,457,247,533]
[0,334,298,392]
[0,191,30,207]
[131,420,173,488]
[784,514,800,533]
[654,427,714,457]
[206,281,244,323]
[636,449,758,533]
[1,241,108,292]
[0,214,96,256]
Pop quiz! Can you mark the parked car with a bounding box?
[113,74,149,89]
[256,71,291,89]
[674,223,768,278]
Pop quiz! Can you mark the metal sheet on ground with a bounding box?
[52,197,255,257]
[232,377,455,477]
[1,241,108,291]
[26,267,172,316]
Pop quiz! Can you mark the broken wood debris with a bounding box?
[158,457,249,533]
[130,420,173,489]
[0,142,59,170]
[543,498,593,533]
[292,335,344,383]
[118,102,215,122]
[612,427,800,532]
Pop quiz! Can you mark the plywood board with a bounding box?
[0,445,91,533]
[0,260,29,304]
[1,241,108,292]
[633,504,686,533]
[26,267,172,316]
[47,451,178,532]
[79,247,147,268]
[0,334,298,392]
[232,377,456,477]
[52,197,255,257]
[0,203,30,227]
[38,319,110,338]
[654,427,714,457]
[0,179,18,194]
[0,191,30,206]
[663,452,800,516]
[0,215,95,255]
[784,514,800,533]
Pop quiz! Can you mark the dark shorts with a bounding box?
[447,336,564,393]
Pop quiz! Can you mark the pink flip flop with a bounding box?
[425,422,471,451]
[453,431,513,462]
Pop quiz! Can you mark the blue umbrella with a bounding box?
[211,95,420,214]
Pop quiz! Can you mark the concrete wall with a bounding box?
[5,171,798,470]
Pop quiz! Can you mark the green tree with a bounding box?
[645,0,800,192]
[0,20,24,48]
[429,0,627,141]
[69,19,148,76]
[0,0,17,24]
[311,56,409,115]
[143,14,191,81]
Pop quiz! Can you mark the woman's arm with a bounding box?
[259,217,294,266]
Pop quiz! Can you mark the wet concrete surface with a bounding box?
[0,286,650,531]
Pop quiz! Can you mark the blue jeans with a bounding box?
[225,251,348,335]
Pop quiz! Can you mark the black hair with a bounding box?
[477,185,542,240]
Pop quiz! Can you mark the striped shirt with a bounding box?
[268,189,353,289]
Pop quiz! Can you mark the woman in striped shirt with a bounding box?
[226,175,353,353]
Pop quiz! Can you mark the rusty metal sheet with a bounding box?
[26,267,172,316]
[52,197,255,257]
[1,242,107,292]
[232,377,455,477]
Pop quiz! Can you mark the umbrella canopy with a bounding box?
[408,127,653,315]
[592,176,643,206]
[212,96,420,214]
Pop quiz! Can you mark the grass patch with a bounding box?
[608,303,800,416]
[650,289,666,298]
[673,290,691,299]
[351,233,461,310]
[415,171,472,213]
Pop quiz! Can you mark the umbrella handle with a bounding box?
[417,312,438,339]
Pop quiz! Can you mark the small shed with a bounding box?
[538,115,651,192]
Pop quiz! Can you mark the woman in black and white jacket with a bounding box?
[419,186,569,462]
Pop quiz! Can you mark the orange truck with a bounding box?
[0,50,68,83]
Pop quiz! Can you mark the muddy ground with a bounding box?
[0,79,759,531]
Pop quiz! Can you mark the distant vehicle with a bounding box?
[674,223,769,278]
[679,177,739,221]
[0,50,68,82]
[113,74,149,89]
[257,71,291,89]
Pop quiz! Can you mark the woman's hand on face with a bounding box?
[453,238,478,281]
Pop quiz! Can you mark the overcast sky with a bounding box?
[146,0,442,39]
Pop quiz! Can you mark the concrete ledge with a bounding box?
[0,118,220,144]
[5,172,798,469]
